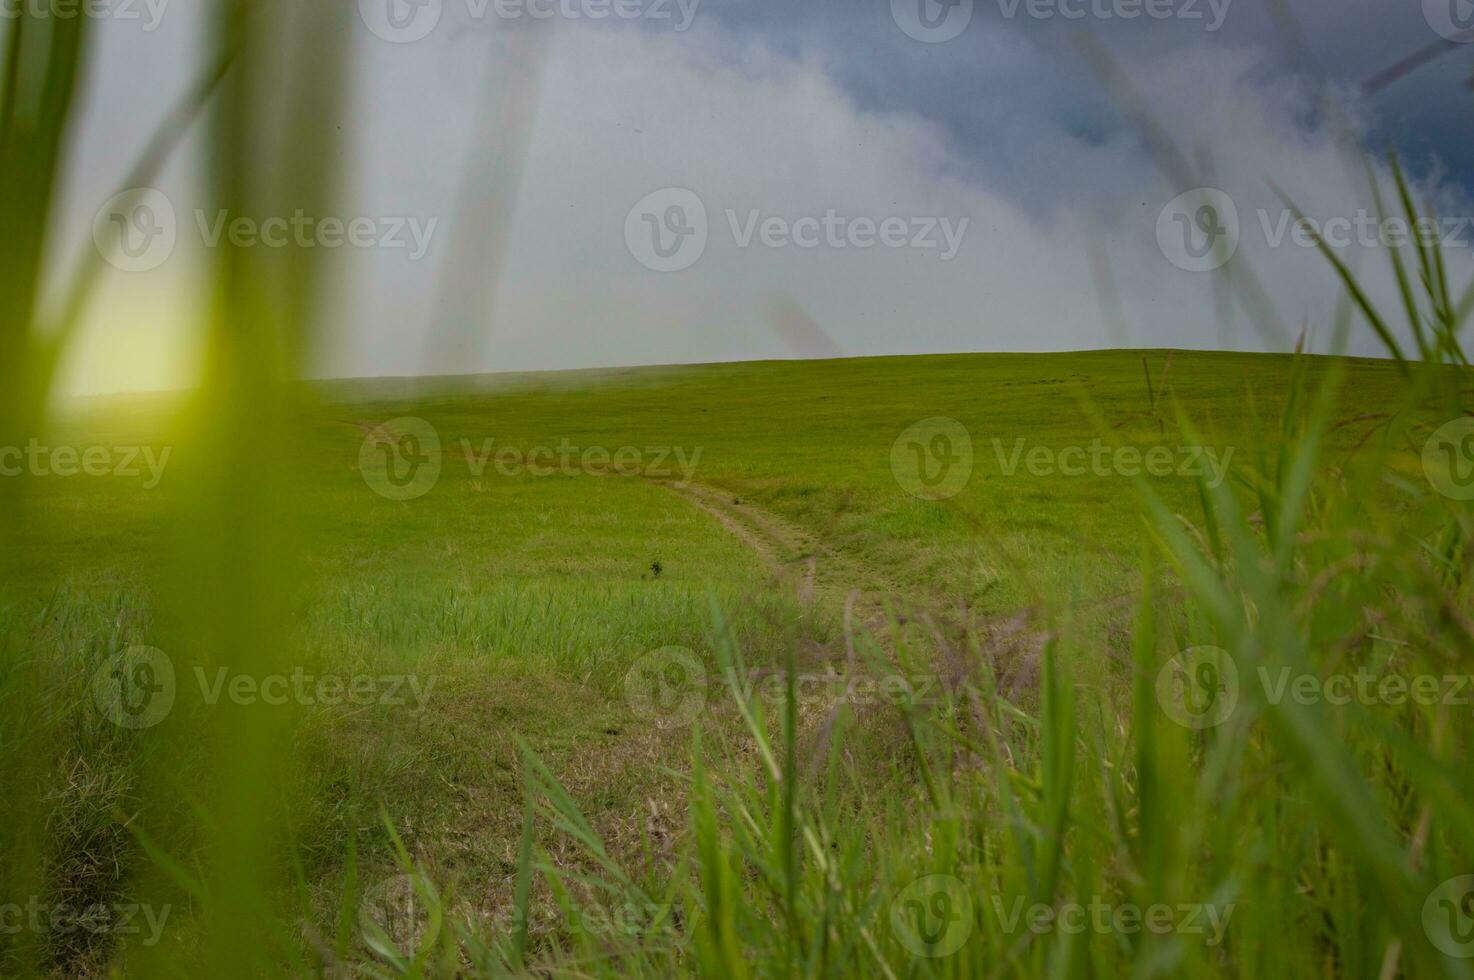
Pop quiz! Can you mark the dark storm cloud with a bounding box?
[698,0,1474,200]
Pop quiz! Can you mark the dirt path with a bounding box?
[655,478,1048,699]
[656,480,910,633]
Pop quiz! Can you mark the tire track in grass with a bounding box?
[655,480,907,634]
[655,479,1051,700]
[650,478,1014,807]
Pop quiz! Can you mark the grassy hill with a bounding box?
[5,347,1468,977]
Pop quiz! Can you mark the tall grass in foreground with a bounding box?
[0,6,93,976]
[1,1,350,976]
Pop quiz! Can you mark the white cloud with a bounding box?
[49,14,1473,396]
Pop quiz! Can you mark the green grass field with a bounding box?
[4,5,1472,976]
[7,346,1473,977]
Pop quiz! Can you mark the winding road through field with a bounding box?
[655,478,1048,700]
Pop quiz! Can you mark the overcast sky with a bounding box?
[49,0,1474,395]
